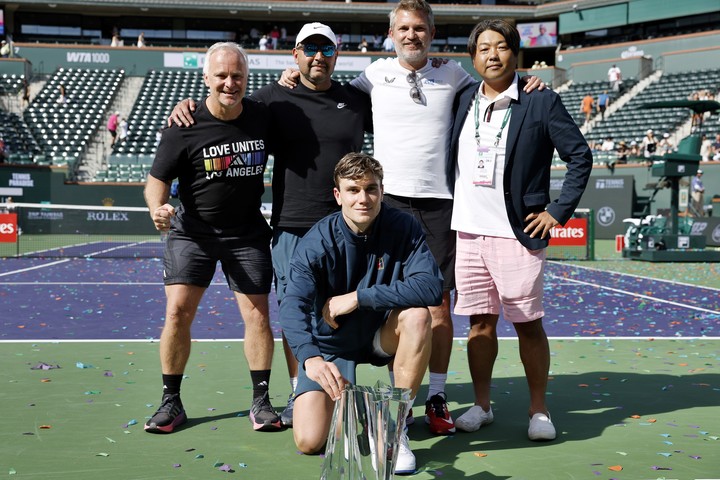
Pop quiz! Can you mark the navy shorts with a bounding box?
[271,227,306,304]
[383,194,455,291]
[295,317,393,397]
[162,230,272,294]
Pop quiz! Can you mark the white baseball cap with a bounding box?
[295,22,337,47]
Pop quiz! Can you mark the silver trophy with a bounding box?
[321,381,412,480]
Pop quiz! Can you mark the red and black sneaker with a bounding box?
[249,392,282,431]
[144,393,187,433]
[424,392,456,435]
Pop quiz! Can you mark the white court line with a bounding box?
[1,336,719,344]
[547,273,720,316]
[0,258,71,277]
[548,260,720,292]
[3,281,165,285]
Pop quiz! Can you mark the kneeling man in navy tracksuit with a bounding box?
[279,152,443,475]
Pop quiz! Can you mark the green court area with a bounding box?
[0,234,162,258]
[2,338,717,479]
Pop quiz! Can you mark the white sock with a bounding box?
[289,376,298,392]
[427,372,447,400]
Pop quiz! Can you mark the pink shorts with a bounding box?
[454,232,545,322]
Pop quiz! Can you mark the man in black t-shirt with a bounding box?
[169,23,372,429]
[144,42,281,434]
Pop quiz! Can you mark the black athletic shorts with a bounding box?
[383,194,455,291]
[162,230,272,294]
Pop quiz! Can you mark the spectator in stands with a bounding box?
[711,133,720,161]
[137,32,146,48]
[607,64,622,92]
[0,40,10,58]
[118,116,129,143]
[258,35,268,50]
[382,33,394,52]
[22,79,30,107]
[270,26,280,49]
[358,37,369,52]
[658,133,674,156]
[580,92,594,125]
[373,33,383,50]
[167,21,373,443]
[143,42,281,435]
[335,33,344,51]
[596,90,610,119]
[690,92,704,132]
[600,136,615,152]
[56,85,68,105]
[700,133,712,161]
[107,111,119,146]
[616,141,629,164]
[279,152,441,472]
[691,169,705,217]
[111,34,122,47]
[641,129,657,161]
[629,140,640,158]
[448,19,592,442]
[0,137,7,162]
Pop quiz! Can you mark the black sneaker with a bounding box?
[249,393,282,431]
[280,393,294,428]
[144,393,187,433]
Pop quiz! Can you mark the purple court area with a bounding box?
[1,258,718,340]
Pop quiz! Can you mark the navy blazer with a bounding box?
[447,79,593,250]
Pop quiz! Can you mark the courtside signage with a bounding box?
[548,217,587,246]
[0,213,17,243]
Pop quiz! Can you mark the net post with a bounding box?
[587,208,595,261]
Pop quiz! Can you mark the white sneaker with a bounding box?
[455,406,494,432]
[528,413,556,441]
[394,430,416,475]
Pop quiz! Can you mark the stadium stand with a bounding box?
[22,68,124,171]
[557,78,638,128]
[584,68,720,147]
[94,69,373,182]
[0,108,41,163]
[0,73,24,96]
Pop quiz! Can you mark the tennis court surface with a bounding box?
[1,249,719,479]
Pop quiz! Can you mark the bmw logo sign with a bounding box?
[597,206,616,227]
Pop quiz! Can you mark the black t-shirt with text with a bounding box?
[150,98,271,237]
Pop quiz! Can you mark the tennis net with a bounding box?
[0,202,163,258]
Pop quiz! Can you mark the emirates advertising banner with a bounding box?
[0,213,18,243]
[548,217,588,247]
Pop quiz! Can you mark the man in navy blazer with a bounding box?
[447,19,592,441]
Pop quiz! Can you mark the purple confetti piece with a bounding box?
[218,464,232,472]
[173,464,181,468]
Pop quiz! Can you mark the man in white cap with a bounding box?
[168,20,372,428]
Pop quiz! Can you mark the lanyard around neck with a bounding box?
[474,94,512,148]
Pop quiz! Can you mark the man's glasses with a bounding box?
[407,71,424,105]
[299,43,337,58]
